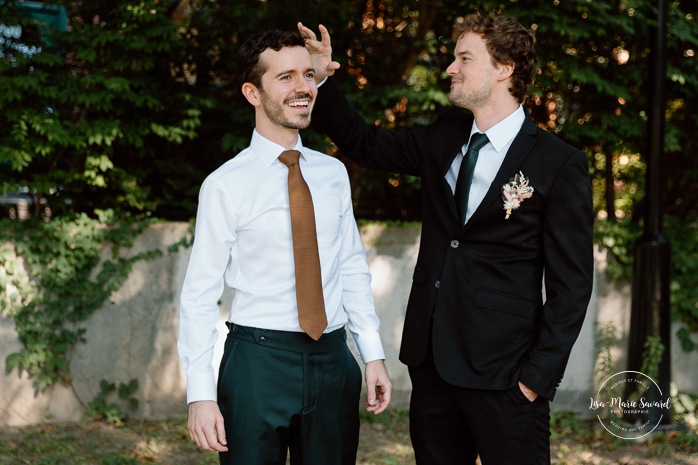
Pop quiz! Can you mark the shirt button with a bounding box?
[435,280,441,289]
[450,240,459,248]
[259,336,266,343]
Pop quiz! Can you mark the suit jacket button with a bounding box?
[434,280,441,289]
[450,240,459,248]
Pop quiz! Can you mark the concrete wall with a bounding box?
[1,223,696,426]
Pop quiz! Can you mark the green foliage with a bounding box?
[550,411,585,441]
[102,454,141,465]
[640,335,665,383]
[594,322,617,384]
[36,459,64,465]
[1,0,696,224]
[0,215,160,390]
[87,378,139,426]
[593,322,620,419]
[595,216,698,351]
[625,335,665,407]
[0,0,205,219]
[358,406,409,427]
[0,0,695,221]
[664,216,698,352]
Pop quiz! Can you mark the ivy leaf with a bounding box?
[5,352,20,374]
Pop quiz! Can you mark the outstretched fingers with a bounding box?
[297,22,340,81]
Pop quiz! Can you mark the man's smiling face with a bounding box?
[257,45,317,131]
[446,31,500,112]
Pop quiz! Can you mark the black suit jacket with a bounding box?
[313,79,594,401]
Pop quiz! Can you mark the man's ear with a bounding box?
[497,62,514,82]
[242,82,261,107]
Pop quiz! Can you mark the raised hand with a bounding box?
[297,22,341,83]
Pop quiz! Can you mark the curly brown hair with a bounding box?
[452,12,537,103]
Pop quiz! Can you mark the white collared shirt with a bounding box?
[447,106,526,223]
[179,130,385,403]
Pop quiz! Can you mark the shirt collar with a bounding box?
[470,105,525,153]
[250,129,306,167]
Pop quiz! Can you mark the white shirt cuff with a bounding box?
[353,331,386,364]
[186,370,217,404]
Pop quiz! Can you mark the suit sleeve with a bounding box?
[520,147,594,400]
[313,78,424,176]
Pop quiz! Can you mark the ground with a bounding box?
[0,410,697,464]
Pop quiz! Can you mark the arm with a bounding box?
[178,176,236,451]
[520,148,594,401]
[299,23,424,176]
[336,166,392,413]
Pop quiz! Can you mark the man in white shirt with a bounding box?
[178,29,392,465]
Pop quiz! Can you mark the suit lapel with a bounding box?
[464,113,537,229]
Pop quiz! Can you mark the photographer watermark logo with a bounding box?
[589,370,671,439]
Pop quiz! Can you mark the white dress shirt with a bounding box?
[179,130,385,403]
[446,106,526,223]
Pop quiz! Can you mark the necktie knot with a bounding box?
[468,132,489,153]
[279,150,301,168]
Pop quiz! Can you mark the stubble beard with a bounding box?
[448,82,492,112]
[260,91,312,130]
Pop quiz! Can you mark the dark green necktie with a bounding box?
[454,132,489,224]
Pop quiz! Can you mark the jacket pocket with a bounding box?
[474,287,539,320]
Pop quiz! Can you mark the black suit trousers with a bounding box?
[408,348,551,465]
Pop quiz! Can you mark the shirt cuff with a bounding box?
[352,330,386,364]
[186,369,217,404]
[316,76,328,88]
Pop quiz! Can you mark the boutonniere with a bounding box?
[502,171,534,219]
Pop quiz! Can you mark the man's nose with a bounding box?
[296,76,313,93]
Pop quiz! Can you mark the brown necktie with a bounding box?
[278,150,327,340]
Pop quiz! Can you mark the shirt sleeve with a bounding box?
[178,176,236,403]
[336,167,386,364]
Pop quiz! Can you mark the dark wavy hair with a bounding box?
[452,12,537,103]
[237,30,306,89]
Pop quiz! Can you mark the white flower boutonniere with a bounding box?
[502,171,534,219]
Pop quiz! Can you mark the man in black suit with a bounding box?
[299,11,593,465]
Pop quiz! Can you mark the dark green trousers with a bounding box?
[217,324,362,465]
